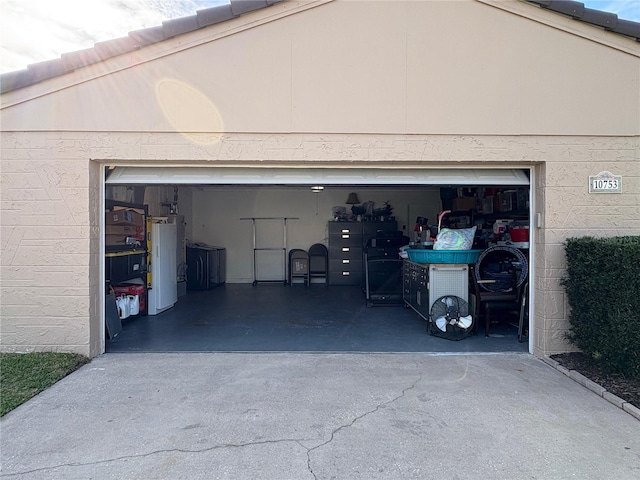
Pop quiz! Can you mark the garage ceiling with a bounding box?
[106,167,530,186]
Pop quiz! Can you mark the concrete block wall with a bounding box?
[1,131,638,357]
[536,138,639,355]
[1,133,100,356]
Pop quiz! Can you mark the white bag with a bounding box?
[433,226,477,250]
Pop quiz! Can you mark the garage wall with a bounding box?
[190,186,441,282]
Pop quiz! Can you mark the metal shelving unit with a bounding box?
[241,217,298,286]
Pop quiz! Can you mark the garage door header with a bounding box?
[106,167,530,186]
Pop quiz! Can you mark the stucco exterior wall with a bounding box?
[536,142,639,355]
[0,136,100,356]
[1,0,638,136]
[1,131,638,357]
[1,0,639,357]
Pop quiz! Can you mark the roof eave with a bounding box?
[525,0,640,41]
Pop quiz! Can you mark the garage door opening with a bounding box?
[103,166,532,354]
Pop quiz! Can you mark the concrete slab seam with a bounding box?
[541,356,639,422]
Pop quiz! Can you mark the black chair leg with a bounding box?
[485,307,491,337]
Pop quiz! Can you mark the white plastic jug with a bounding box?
[127,295,139,316]
[116,296,130,320]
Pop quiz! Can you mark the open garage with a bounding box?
[1,0,638,357]
[103,167,532,352]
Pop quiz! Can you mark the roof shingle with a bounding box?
[525,0,640,38]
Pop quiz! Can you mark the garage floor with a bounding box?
[106,284,529,353]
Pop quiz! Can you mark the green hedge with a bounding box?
[561,236,640,377]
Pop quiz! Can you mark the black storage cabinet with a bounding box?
[106,251,146,286]
[186,245,226,290]
[328,221,397,285]
[364,232,407,306]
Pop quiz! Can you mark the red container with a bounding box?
[112,284,146,312]
[510,227,529,242]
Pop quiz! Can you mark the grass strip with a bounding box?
[1,352,90,416]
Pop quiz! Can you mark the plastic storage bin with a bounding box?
[405,249,483,265]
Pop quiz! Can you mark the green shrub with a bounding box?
[561,236,640,377]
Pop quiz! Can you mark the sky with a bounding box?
[0,0,639,74]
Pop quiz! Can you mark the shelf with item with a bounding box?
[105,201,148,253]
[105,202,149,328]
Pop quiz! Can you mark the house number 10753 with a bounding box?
[589,172,622,193]
[591,178,619,190]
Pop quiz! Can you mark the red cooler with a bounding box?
[510,226,529,242]
[112,284,146,313]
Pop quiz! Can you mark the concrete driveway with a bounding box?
[1,353,639,479]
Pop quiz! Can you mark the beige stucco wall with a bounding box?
[1,132,638,357]
[0,138,103,356]
[1,0,638,135]
[1,0,639,357]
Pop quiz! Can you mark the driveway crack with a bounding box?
[0,438,308,478]
[304,374,422,479]
[4,377,422,479]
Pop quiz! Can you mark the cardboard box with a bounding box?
[106,236,144,247]
[453,197,476,211]
[106,209,144,227]
[105,225,144,239]
[106,235,128,246]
